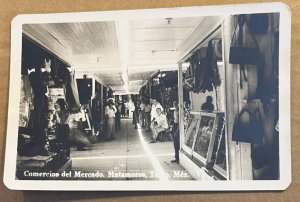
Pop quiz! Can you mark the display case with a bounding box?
[182,112,201,157]
[182,111,227,178]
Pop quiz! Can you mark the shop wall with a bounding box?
[224,16,251,180]
[242,13,279,180]
[225,13,280,180]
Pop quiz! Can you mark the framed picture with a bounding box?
[192,112,224,165]
[182,111,225,168]
[182,112,201,157]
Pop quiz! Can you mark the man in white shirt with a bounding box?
[150,99,163,122]
[150,108,168,143]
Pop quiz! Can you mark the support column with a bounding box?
[223,16,253,180]
[178,63,184,150]
[92,75,96,99]
[100,84,104,123]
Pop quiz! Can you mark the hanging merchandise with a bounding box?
[248,14,269,35]
[183,37,221,94]
[212,38,223,61]
[204,39,222,91]
[231,105,264,144]
[229,15,265,89]
[229,15,264,66]
[183,58,196,91]
[262,31,279,108]
[65,71,81,112]
[139,85,148,96]
[50,58,70,85]
[19,75,32,127]
[193,49,204,92]
[183,72,193,91]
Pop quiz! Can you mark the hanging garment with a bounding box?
[193,48,207,93]
[29,72,44,95]
[65,71,81,111]
[213,39,223,60]
[204,40,221,92]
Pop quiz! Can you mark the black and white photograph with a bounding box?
[3,2,291,190]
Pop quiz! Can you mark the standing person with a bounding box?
[171,100,180,163]
[55,98,70,124]
[105,99,116,140]
[115,103,121,131]
[144,100,151,131]
[139,100,146,127]
[121,102,126,118]
[132,101,139,129]
[150,108,168,143]
[128,100,134,119]
[201,96,214,111]
[78,74,92,108]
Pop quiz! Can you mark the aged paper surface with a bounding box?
[0,0,299,201]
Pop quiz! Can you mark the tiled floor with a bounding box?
[70,119,194,181]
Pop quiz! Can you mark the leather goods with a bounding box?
[229,15,264,66]
[232,107,264,144]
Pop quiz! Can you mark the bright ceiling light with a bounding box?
[165,18,173,24]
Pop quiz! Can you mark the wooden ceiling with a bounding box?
[129,17,203,69]
[22,16,223,94]
[23,22,120,69]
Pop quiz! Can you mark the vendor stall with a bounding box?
[178,13,279,180]
[16,36,80,179]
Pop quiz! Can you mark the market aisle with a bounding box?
[70,119,193,180]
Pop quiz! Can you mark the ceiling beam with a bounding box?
[128,63,189,72]
[75,67,121,73]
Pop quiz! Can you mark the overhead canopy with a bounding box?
[23,16,222,94]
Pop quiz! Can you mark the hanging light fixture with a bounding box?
[165,17,173,24]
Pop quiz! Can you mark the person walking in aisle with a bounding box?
[133,101,139,129]
[105,99,116,140]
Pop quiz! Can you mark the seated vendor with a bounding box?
[150,108,168,143]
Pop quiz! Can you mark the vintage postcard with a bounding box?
[3,2,291,190]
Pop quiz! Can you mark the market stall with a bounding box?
[17,36,81,179]
[178,13,279,180]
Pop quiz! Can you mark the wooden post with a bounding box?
[178,62,184,150]
[100,84,104,122]
[223,16,253,180]
[92,75,95,99]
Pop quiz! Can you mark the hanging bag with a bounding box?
[229,15,263,66]
[232,107,264,144]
